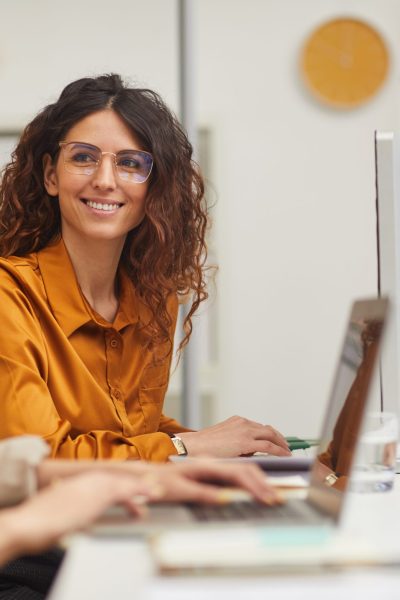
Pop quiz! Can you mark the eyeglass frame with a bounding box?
[58,140,154,184]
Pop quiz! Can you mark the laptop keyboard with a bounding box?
[187,501,303,523]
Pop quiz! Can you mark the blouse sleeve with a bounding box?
[0,436,49,507]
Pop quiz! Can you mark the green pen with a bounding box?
[285,437,320,450]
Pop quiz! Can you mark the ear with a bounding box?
[43,154,59,196]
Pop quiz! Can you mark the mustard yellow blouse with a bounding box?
[0,238,189,461]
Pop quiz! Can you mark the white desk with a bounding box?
[48,480,400,600]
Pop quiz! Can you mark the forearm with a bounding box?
[0,510,25,566]
[36,458,153,489]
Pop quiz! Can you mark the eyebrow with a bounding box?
[63,141,144,154]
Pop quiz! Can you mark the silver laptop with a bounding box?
[92,298,388,537]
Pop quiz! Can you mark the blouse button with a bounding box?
[113,389,121,400]
[110,338,119,348]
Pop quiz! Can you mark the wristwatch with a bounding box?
[324,473,338,487]
[170,435,188,456]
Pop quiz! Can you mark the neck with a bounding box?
[62,231,125,322]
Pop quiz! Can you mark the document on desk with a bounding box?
[151,526,400,575]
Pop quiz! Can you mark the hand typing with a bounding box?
[179,415,291,457]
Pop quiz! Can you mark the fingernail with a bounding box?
[216,490,235,504]
[216,489,248,504]
[263,491,284,505]
[262,495,275,506]
[219,489,253,503]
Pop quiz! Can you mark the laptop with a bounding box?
[91,298,388,546]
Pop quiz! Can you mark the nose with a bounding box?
[91,154,117,190]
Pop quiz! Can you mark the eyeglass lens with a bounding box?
[61,142,153,183]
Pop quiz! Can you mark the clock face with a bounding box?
[301,18,389,108]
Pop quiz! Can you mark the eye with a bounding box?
[117,155,142,171]
[63,143,100,165]
[71,152,97,164]
[119,158,139,169]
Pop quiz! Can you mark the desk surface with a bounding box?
[48,479,400,600]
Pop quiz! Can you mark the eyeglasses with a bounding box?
[58,141,153,184]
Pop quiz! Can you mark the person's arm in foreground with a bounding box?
[36,458,282,504]
[0,460,282,566]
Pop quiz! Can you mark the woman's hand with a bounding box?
[137,460,283,505]
[0,471,162,563]
[74,458,284,505]
[39,456,284,509]
[178,416,291,457]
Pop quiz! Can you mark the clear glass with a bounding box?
[59,141,153,183]
[351,411,398,492]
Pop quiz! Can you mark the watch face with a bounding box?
[301,17,389,108]
[171,436,187,455]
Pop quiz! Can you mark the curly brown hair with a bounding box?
[0,74,209,352]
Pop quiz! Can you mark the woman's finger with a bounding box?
[251,439,291,456]
[169,461,282,503]
[250,424,289,451]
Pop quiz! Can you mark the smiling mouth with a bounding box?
[82,199,123,212]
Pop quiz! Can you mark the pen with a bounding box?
[285,437,320,450]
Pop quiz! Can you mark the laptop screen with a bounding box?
[308,298,388,520]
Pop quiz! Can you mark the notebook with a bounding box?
[92,298,388,552]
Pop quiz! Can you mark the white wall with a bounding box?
[1,0,400,438]
[196,0,400,436]
[0,0,179,127]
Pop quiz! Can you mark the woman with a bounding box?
[0,73,290,460]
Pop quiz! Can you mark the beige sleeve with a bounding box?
[0,436,50,507]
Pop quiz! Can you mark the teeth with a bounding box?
[86,200,121,211]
